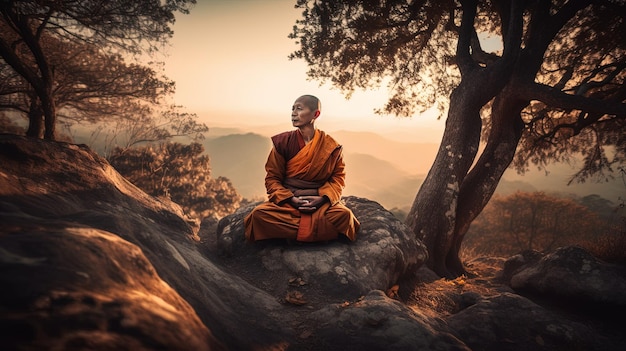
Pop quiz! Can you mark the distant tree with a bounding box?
[579,194,621,220]
[0,0,195,139]
[0,32,180,138]
[91,105,208,158]
[463,191,604,256]
[109,142,241,220]
[291,0,626,277]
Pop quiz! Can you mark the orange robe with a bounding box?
[244,129,360,242]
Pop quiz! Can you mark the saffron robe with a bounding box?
[244,129,360,242]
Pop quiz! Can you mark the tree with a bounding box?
[463,191,604,256]
[291,0,626,277]
[0,31,177,138]
[0,0,195,139]
[88,104,208,159]
[109,142,242,220]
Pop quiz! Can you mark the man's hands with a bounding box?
[289,195,327,213]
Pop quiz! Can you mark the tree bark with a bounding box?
[405,82,483,278]
[448,85,526,276]
[415,0,594,278]
[406,0,524,278]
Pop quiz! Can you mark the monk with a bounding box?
[244,95,360,242]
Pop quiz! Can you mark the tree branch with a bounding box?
[520,81,626,116]
[456,0,478,75]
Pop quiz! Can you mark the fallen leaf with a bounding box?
[285,291,307,305]
[386,284,399,298]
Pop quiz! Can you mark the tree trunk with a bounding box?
[447,86,527,276]
[25,81,55,140]
[406,0,524,278]
[405,80,483,278]
[41,91,56,140]
[1,7,57,140]
[26,101,43,138]
[404,0,487,278]
[443,0,575,275]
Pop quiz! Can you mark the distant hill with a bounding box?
[500,163,625,203]
[203,133,271,199]
[494,179,537,195]
[206,127,247,138]
[343,153,422,210]
[201,132,431,205]
[332,130,439,175]
[69,118,622,206]
[202,130,624,209]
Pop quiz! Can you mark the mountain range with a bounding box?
[203,128,625,211]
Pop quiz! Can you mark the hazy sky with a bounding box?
[163,0,445,142]
[161,1,623,201]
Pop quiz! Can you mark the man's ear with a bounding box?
[314,110,321,118]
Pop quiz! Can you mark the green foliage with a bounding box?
[109,142,241,220]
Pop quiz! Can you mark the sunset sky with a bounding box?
[156,1,624,202]
[163,0,445,142]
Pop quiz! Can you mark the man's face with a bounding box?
[291,98,318,127]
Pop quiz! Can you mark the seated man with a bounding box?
[244,95,360,242]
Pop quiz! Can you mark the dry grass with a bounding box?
[406,256,509,318]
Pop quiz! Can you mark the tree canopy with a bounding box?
[109,142,242,220]
[0,0,196,139]
[0,31,175,132]
[291,0,625,277]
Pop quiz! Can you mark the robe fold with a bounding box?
[244,129,360,242]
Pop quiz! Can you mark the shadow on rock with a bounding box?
[205,196,428,307]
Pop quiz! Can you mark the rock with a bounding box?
[499,249,544,281]
[2,134,624,351]
[0,223,221,351]
[0,134,291,350]
[505,246,626,311]
[212,196,428,305]
[301,290,470,351]
[446,292,618,351]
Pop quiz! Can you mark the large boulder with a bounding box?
[208,196,428,306]
[0,134,291,350]
[0,134,435,350]
[446,292,617,351]
[0,222,221,351]
[303,290,470,351]
[503,246,626,311]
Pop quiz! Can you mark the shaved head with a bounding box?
[297,95,321,112]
